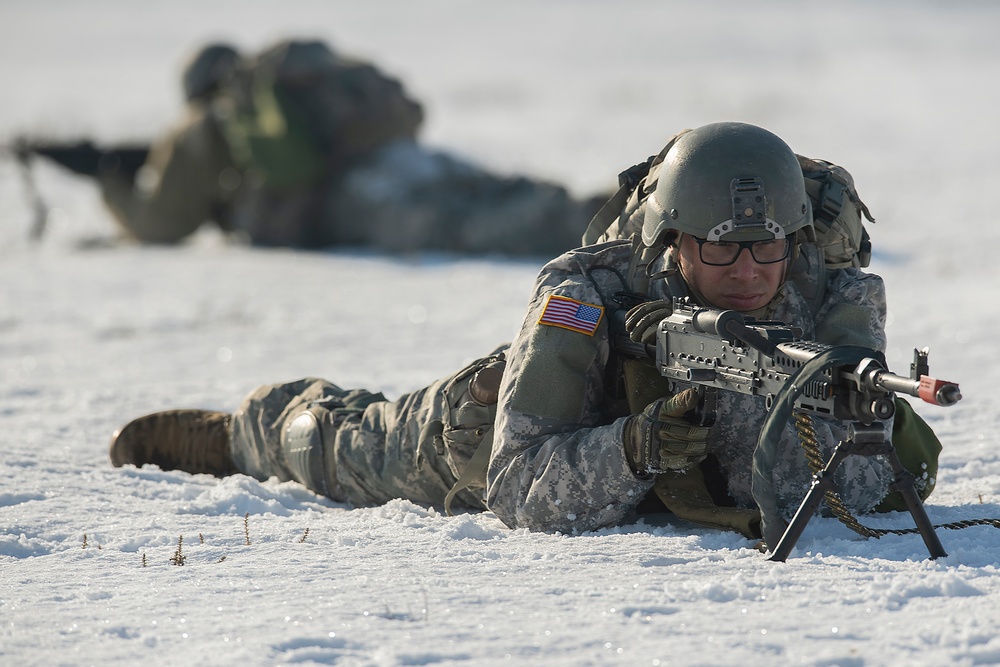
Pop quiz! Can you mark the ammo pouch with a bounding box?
[653,466,763,539]
[438,349,507,514]
[875,396,943,511]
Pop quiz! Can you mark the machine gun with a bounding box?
[650,298,961,561]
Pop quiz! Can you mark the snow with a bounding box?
[3,1,1000,665]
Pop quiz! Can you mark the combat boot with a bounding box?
[110,409,237,476]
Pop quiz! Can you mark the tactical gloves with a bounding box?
[623,387,709,477]
[625,299,673,346]
[621,299,710,476]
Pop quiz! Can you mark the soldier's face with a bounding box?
[675,234,786,312]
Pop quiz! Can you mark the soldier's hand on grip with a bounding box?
[625,299,672,346]
[623,388,708,476]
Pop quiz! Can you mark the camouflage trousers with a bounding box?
[228,349,506,510]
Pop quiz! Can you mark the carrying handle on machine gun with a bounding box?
[686,307,779,356]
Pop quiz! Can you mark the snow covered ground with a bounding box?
[3,1,1000,665]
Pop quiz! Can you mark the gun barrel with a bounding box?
[872,371,920,397]
[873,371,962,407]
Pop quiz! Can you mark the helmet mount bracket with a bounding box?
[705,177,785,242]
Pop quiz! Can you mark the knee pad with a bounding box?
[283,408,332,496]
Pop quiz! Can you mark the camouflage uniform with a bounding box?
[227,240,893,532]
[99,105,239,244]
[486,241,892,532]
[229,349,507,512]
[98,39,594,254]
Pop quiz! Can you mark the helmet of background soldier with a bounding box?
[641,122,813,248]
[182,43,240,103]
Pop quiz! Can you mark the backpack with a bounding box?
[581,129,876,270]
[796,155,874,269]
[216,40,423,190]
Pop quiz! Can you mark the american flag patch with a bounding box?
[537,295,604,336]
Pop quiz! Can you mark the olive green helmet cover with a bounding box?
[642,122,813,247]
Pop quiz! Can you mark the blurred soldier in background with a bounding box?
[39,39,597,255]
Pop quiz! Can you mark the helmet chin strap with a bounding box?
[645,242,689,301]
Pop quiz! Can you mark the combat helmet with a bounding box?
[642,122,813,248]
[182,43,240,102]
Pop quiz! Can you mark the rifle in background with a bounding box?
[14,140,149,178]
[6,139,150,240]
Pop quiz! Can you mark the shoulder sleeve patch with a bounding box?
[537,295,604,336]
